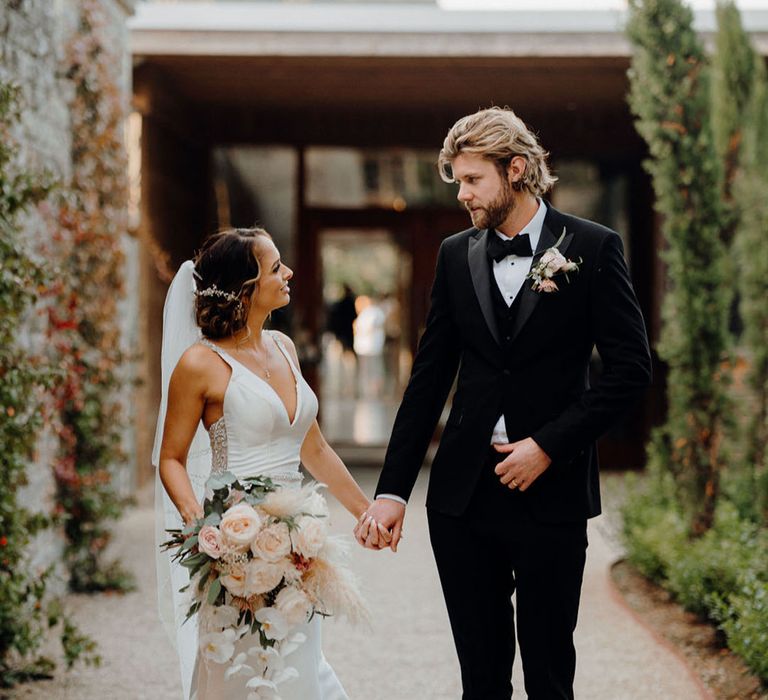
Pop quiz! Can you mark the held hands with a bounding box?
[493,437,552,491]
[353,499,406,552]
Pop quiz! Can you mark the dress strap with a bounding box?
[199,337,236,369]
[268,331,299,375]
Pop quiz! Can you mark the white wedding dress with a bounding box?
[184,333,349,700]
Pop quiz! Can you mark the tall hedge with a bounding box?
[733,50,768,524]
[626,0,731,535]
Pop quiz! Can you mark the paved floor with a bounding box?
[12,468,705,700]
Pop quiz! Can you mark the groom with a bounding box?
[357,107,652,699]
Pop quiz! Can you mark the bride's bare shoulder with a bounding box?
[172,343,225,383]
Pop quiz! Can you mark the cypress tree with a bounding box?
[711,0,756,243]
[733,53,768,523]
[626,0,731,535]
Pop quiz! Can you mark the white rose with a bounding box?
[251,522,292,563]
[219,503,262,551]
[543,250,567,275]
[245,559,285,596]
[292,516,327,559]
[220,565,248,598]
[200,628,237,664]
[540,250,557,265]
[274,586,313,626]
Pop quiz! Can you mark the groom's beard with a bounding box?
[466,179,516,230]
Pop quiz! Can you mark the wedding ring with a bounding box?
[511,478,519,487]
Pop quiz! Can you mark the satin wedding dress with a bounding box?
[185,333,348,700]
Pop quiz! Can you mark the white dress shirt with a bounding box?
[490,199,546,444]
[377,200,547,506]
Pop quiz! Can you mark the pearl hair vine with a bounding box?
[193,283,240,304]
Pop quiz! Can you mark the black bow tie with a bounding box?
[487,233,533,262]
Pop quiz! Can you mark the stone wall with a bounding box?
[0,0,137,580]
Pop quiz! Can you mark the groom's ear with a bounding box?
[506,155,527,187]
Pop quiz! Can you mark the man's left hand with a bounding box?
[493,437,552,491]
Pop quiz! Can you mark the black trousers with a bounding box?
[427,450,588,700]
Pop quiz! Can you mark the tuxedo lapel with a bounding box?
[508,210,575,344]
[467,229,501,346]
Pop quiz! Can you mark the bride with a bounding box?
[152,228,389,699]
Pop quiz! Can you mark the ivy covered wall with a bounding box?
[0,0,138,593]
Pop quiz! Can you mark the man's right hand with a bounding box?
[353,498,406,552]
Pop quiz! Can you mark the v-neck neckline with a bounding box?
[204,334,301,427]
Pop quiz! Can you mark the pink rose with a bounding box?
[198,525,224,560]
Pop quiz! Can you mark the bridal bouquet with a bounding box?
[162,471,366,698]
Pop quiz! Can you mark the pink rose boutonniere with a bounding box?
[526,228,582,293]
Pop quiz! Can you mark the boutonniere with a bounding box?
[526,228,582,293]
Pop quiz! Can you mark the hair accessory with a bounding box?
[194,284,240,304]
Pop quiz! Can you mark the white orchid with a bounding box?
[205,603,240,631]
[279,632,307,657]
[224,652,255,680]
[272,665,299,685]
[246,676,280,700]
[199,628,237,664]
[247,644,284,672]
[255,607,291,641]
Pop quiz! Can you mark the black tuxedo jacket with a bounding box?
[375,204,652,522]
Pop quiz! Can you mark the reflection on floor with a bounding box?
[320,396,400,447]
[319,335,403,451]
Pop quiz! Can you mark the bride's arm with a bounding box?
[300,420,370,520]
[158,348,209,525]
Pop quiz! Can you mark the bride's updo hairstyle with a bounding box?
[193,227,273,339]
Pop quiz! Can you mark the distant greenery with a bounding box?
[624,0,768,684]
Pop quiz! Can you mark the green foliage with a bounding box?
[627,0,731,536]
[732,37,768,525]
[711,0,756,238]
[623,482,768,682]
[665,504,764,616]
[621,473,686,581]
[624,2,768,683]
[0,77,98,688]
[718,572,768,681]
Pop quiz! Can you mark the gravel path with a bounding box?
[11,468,705,699]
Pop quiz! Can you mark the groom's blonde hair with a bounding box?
[438,107,557,197]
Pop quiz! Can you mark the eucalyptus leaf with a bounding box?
[207,578,222,605]
[181,535,199,552]
[181,553,206,569]
[197,562,212,590]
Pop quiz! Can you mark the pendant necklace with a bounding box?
[236,337,271,381]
